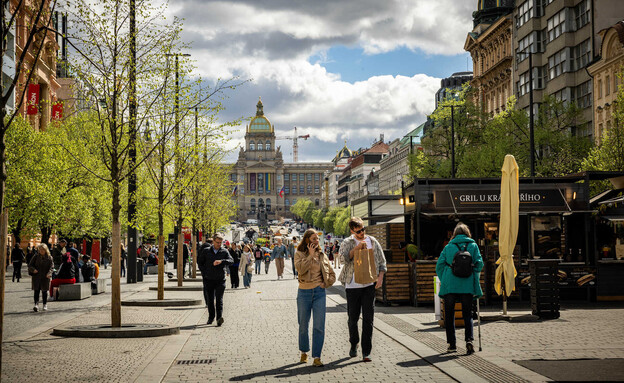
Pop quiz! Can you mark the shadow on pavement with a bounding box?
[229,357,358,381]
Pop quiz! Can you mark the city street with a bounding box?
[2,263,624,382]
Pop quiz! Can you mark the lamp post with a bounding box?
[442,104,460,178]
[127,0,137,283]
[517,50,535,177]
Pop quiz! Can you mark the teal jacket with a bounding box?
[435,235,484,298]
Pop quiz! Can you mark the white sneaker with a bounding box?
[33,304,38,312]
[43,304,48,311]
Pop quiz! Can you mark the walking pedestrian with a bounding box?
[239,244,253,288]
[332,240,341,269]
[11,243,25,282]
[229,243,241,288]
[294,229,335,367]
[28,244,53,312]
[272,237,288,279]
[264,250,272,274]
[120,244,127,277]
[436,222,483,354]
[254,245,263,274]
[183,242,190,278]
[289,237,298,279]
[51,239,67,269]
[26,244,34,265]
[197,233,233,326]
[338,217,387,362]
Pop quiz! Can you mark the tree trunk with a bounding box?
[40,225,52,246]
[157,157,165,299]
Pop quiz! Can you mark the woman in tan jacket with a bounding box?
[294,229,335,367]
[238,244,253,288]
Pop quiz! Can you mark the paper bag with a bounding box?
[354,248,377,284]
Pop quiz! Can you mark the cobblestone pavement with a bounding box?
[3,262,624,382]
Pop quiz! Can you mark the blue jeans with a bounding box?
[243,270,252,287]
[443,293,474,346]
[254,259,262,274]
[297,286,326,358]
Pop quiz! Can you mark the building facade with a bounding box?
[435,71,474,108]
[229,99,332,222]
[465,0,514,115]
[377,123,424,195]
[346,138,389,203]
[588,21,624,144]
[324,144,354,208]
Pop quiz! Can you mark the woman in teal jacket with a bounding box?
[436,223,483,354]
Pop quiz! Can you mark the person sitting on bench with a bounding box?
[144,252,159,274]
[81,255,97,289]
[49,253,76,300]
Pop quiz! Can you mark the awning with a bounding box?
[600,215,624,222]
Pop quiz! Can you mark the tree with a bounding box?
[322,207,341,234]
[333,207,351,237]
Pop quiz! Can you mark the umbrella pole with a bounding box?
[502,273,508,315]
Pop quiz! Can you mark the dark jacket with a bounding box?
[197,243,234,281]
[11,247,25,263]
[56,256,76,280]
[82,261,96,282]
[229,248,241,266]
[29,253,54,291]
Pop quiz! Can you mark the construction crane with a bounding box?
[275,127,310,162]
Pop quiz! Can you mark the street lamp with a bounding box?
[517,49,536,177]
[441,104,462,178]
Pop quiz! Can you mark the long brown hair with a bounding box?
[297,229,317,253]
[452,222,471,239]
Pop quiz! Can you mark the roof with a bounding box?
[364,141,389,154]
[248,98,273,133]
[400,122,424,146]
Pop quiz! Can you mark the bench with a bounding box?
[57,283,92,301]
[92,279,106,294]
[145,265,159,275]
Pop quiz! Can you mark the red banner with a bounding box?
[52,102,63,120]
[27,84,40,115]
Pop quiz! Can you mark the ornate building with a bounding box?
[464,0,514,115]
[229,99,333,222]
[588,21,624,144]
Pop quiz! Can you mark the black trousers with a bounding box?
[229,265,239,288]
[443,293,474,346]
[12,261,22,281]
[202,279,226,320]
[346,285,376,356]
[34,289,48,304]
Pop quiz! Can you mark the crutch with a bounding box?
[477,297,482,351]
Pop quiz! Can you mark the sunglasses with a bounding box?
[355,228,365,234]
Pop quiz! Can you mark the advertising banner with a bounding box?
[27,84,40,115]
[52,102,63,120]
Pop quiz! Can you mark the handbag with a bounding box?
[247,263,254,274]
[353,248,377,284]
[28,266,36,276]
[321,256,336,288]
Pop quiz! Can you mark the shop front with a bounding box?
[403,172,624,305]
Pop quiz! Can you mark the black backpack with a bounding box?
[451,243,474,278]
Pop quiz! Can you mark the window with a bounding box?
[597,79,602,98]
[257,143,263,151]
[516,0,534,28]
[285,199,290,206]
[292,198,297,205]
[299,186,304,194]
[606,76,611,95]
[266,198,271,211]
[547,9,566,42]
[315,187,319,194]
[258,198,264,208]
[548,49,566,80]
[314,173,320,181]
[299,174,304,181]
[574,0,590,30]
[240,187,244,195]
[277,175,281,181]
[518,71,530,96]
[573,81,591,109]
[517,34,535,60]
[231,174,237,182]
[284,174,289,181]
[553,88,569,103]
[285,186,289,194]
[571,39,590,71]
[537,65,548,89]
[315,199,320,207]
[266,140,271,151]
[249,141,255,151]
[250,199,256,210]
[292,186,297,195]
[307,174,312,181]
[307,186,312,194]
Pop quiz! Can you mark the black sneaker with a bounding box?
[217,317,224,327]
[466,342,475,355]
[349,344,357,358]
[207,318,214,325]
[447,344,457,352]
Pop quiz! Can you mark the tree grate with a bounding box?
[176,359,215,365]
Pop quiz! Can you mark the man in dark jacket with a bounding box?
[197,233,233,326]
[11,244,25,282]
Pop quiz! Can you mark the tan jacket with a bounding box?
[294,249,336,289]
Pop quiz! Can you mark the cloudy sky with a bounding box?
[167,0,475,163]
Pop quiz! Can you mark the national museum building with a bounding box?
[228,99,333,222]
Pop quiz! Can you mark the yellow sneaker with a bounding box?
[300,353,308,363]
[312,358,324,367]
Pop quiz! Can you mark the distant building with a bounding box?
[435,71,473,108]
[229,99,332,221]
[465,0,514,115]
[377,123,424,195]
[2,4,16,111]
[588,21,624,144]
[324,143,354,208]
[346,138,389,204]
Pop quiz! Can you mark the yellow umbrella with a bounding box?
[495,154,519,315]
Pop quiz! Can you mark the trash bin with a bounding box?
[136,259,144,282]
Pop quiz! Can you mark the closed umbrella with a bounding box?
[495,154,519,315]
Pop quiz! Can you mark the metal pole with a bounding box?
[528,51,535,177]
[0,209,9,367]
[127,0,137,283]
